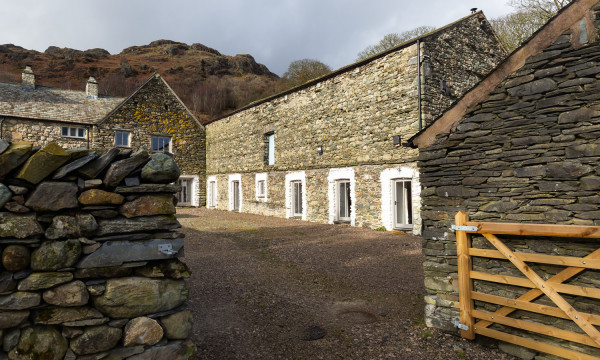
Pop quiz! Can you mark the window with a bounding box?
[115,131,130,147]
[291,181,303,217]
[393,180,413,228]
[232,180,241,211]
[152,136,171,153]
[61,126,86,139]
[265,132,275,166]
[255,173,267,202]
[337,180,351,222]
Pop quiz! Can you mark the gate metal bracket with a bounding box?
[451,225,478,232]
[158,244,178,256]
[453,318,469,331]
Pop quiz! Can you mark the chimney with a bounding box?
[86,76,98,99]
[22,65,35,90]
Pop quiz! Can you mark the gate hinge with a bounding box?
[451,225,478,232]
[453,318,469,331]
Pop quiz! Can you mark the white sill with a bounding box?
[62,135,86,139]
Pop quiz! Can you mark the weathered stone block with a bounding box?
[77,238,184,268]
[141,153,181,183]
[545,161,592,179]
[95,215,180,236]
[8,326,67,360]
[123,317,164,346]
[507,78,556,96]
[127,340,196,360]
[78,189,124,205]
[43,280,89,307]
[25,181,78,212]
[0,213,42,239]
[514,165,546,178]
[103,150,149,187]
[31,239,81,271]
[160,310,193,340]
[2,245,30,272]
[93,277,188,318]
[0,141,33,179]
[0,292,40,310]
[119,194,176,218]
[17,272,73,291]
[0,310,28,329]
[15,143,70,184]
[69,325,122,356]
[77,148,120,179]
[114,183,181,193]
[45,214,98,240]
[566,143,600,158]
[32,306,104,325]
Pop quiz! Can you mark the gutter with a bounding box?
[417,40,422,131]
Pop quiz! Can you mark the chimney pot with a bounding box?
[86,76,98,99]
[22,65,35,90]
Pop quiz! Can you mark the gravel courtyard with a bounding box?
[179,207,514,359]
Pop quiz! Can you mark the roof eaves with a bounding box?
[206,11,487,125]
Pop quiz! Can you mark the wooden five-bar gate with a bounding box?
[454,210,600,360]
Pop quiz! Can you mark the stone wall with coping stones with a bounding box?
[93,75,207,206]
[419,7,600,357]
[208,163,421,231]
[0,140,196,359]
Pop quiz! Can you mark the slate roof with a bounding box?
[0,82,124,125]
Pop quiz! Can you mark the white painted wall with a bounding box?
[284,171,306,220]
[327,168,356,226]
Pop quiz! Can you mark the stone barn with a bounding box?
[411,0,600,357]
[204,11,507,233]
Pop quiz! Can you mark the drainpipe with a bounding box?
[0,117,4,139]
[87,125,90,149]
[417,39,422,131]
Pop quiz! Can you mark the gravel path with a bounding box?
[179,208,514,360]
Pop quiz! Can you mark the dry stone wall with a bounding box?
[419,7,600,356]
[0,140,195,359]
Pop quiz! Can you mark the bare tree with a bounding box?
[356,26,436,61]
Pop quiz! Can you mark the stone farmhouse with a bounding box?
[0,69,206,206]
[411,0,600,356]
[204,12,506,234]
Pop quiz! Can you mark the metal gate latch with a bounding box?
[453,318,469,331]
[451,225,478,232]
[158,244,178,255]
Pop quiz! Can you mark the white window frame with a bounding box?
[115,130,131,147]
[228,174,242,212]
[255,173,267,202]
[393,179,413,229]
[152,135,172,153]
[207,176,218,208]
[285,172,306,220]
[380,166,421,235]
[328,168,356,226]
[61,126,86,139]
[336,179,352,222]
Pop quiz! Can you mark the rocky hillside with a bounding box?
[0,40,287,122]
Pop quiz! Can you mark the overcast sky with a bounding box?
[1,1,514,76]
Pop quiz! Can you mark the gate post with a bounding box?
[456,210,475,339]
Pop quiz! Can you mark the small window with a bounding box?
[115,131,130,147]
[152,136,171,153]
[257,180,265,198]
[208,181,217,207]
[61,126,86,139]
[265,132,275,166]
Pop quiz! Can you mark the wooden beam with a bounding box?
[473,310,600,348]
[475,327,600,360]
[483,233,600,346]
[456,211,475,339]
[472,291,600,326]
[465,221,600,238]
[469,248,600,270]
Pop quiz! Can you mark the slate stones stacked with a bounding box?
[0,140,195,360]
